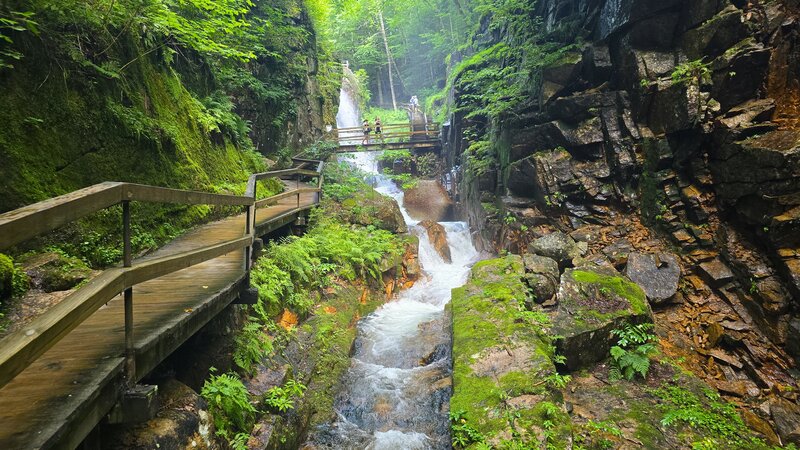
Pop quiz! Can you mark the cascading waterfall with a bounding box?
[307,90,479,449]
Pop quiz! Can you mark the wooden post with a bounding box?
[122,200,135,384]
[296,177,300,208]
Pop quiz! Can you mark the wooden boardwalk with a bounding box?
[330,123,441,153]
[0,177,319,448]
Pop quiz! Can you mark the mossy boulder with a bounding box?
[552,264,652,372]
[528,232,587,266]
[22,252,93,292]
[451,255,572,447]
[0,254,13,299]
[336,189,406,233]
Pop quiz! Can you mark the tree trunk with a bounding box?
[377,66,384,106]
[378,10,397,110]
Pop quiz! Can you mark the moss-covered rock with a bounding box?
[0,254,14,299]
[334,189,407,233]
[451,255,572,448]
[552,264,652,372]
[21,252,93,292]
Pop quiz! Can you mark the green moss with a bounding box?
[451,255,571,446]
[571,270,648,315]
[0,254,13,299]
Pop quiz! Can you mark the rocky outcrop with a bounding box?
[522,253,560,305]
[419,220,452,263]
[528,232,588,266]
[20,252,93,292]
[445,0,800,438]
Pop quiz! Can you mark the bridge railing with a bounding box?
[0,157,323,390]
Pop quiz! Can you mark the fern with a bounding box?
[608,323,657,381]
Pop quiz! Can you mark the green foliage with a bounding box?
[671,60,711,85]
[0,9,38,70]
[263,378,307,412]
[363,106,408,125]
[450,410,487,448]
[233,318,274,375]
[200,369,256,445]
[653,384,775,448]
[376,149,412,164]
[583,420,623,449]
[322,161,371,201]
[381,169,418,189]
[609,323,657,381]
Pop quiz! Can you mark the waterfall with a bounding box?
[308,85,479,449]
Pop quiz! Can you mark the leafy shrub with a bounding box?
[263,378,306,413]
[450,410,486,448]
[233,319,274,375]
[671,60,711,85]
[608,322,657,381]
[200,369,256,444]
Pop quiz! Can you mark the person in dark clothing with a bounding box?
[362,119,371,144]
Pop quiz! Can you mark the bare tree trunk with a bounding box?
[378,10,397,110]
[377,66,384,106]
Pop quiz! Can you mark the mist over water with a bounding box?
[306,89,479,449]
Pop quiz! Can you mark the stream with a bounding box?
[306,87,479,449]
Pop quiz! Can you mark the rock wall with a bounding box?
[444,0,800,443]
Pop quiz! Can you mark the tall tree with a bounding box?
[377,9,397,110]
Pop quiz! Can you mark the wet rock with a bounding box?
[717,99,776,129]
[602,239,633,268]
[21,252,93,292]
[770,397,800,445]
[699,258,735,286]
[625,252,681,305]
[552,264,653,371]
[711,41,772,111]
[102,379,213,450]
[522,254,560,304]
[403,180,454,222]
[597,0,682,40]
[529,232,587,266]
[742,409,781,446]
[508,147,577,200]
[419,220,452,263]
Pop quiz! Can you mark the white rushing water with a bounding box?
[308,88,479,449]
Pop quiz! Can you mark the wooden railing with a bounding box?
[330,123,441,147]
[0,158,323,390]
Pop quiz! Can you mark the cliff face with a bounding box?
[444,0,800,442]
[0,2,338,213]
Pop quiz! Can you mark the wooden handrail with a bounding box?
[0,157,324,390]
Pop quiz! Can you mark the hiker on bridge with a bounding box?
[374,117,382,140]
[362,119,371,145]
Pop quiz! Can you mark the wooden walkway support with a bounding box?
[0,158,324,449]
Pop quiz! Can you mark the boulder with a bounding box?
[711,42,772,111]
[625,252,681,304]
[419,220,452,263]
[529,232,588,266]
[699,258,735,286]
[402,180,453,222]
[522,254,560,304]
[551,264,653,371]
[0,254,13,299]
[338,189,407,233]
[21,252,92,292]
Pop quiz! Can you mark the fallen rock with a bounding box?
[699,258,736,286]
[419,220,452,263]
[625,252,681,304]
[529,232,587,266]
[522,254,560,304]
[552,264,652,371]
[403,180,453,222]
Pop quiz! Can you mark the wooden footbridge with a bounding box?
[0,158,324,449]
[331,122,441,153]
